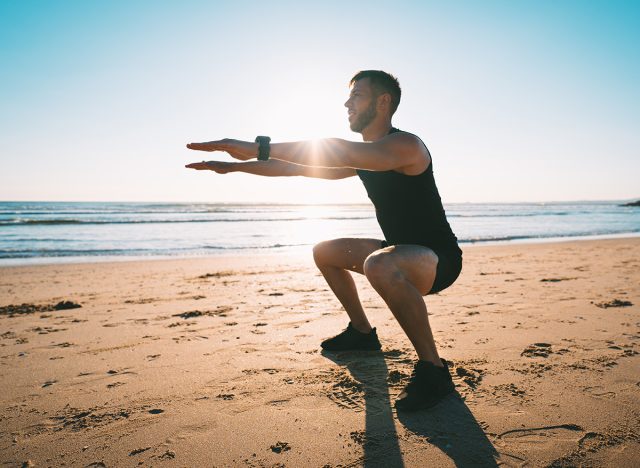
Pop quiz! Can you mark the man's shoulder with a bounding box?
[384,129,425,145]
[382,130,429,158]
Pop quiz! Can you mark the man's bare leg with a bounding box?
[313,238,381,333]
[363,245,444,367]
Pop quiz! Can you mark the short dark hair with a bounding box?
[349,70,401,115]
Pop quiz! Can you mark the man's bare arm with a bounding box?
[270,133,427,172]
[186,132,429,173]
[185,159,356,180]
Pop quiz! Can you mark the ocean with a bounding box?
[0,201,638,265]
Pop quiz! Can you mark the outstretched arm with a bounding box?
[186,132,429,172]
[271,134,427,172]
[185,159,356,180]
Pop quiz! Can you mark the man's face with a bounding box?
[344,78,378,133]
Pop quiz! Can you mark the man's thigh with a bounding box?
[373,244,439,295]
[314,238,383,274]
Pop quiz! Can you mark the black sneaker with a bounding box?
[320,322,382,351]
[395,359,455,411]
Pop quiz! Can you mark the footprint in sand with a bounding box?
[350,430,367,445]
[50,406,131,431]
[387,369,408,387]
[496,424,584,458]
[129,447,151,456]
[492,383,526,398]
[106,367,136,376]
[29,326,67,334]
[241,368,279,375]
[454,366,483,388]
[158,450,176,460]
[197,271,235,279]
[106,382,126,389]
[270,441,291,453]
[124,298,157,305]
[593,299,633,309]
[173,310,205,319]
[521,343,553,358]
[52,342,74,348]
[0,301,81,317]
[327,371,366,412]
[582,386,616,399]
[101,323,122,328]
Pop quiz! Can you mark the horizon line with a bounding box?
[1,198,638,205]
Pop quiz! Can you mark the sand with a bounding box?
[1,237,639,467]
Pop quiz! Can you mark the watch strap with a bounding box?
[255,136,271,161]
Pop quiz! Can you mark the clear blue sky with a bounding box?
[1,0,638,203]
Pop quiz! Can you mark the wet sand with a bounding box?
[1,237,639,467]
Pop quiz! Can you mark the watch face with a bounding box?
[255,136,270,144]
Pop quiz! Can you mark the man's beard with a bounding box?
[350,100,377,133]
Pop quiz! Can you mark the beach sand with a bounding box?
[1,237,639,467]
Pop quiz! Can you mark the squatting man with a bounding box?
[185,70,462,411]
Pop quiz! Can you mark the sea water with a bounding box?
[0,201,638,265]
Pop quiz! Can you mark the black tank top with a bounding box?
[356,127,461,255]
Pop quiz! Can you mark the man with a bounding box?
[185,70,462,411]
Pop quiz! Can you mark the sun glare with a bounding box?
[290,204,344,245]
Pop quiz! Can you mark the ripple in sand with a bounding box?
[594,299,633,309]
[521,343,553,358]
[49,406,131,432]
[0,301,81,317]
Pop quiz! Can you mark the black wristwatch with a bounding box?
[255,136,271,161]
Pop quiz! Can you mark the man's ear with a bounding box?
[377,93,392,112]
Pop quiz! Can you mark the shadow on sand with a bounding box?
[322,350,498,467]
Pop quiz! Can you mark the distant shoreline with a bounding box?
[1,232,638,268]
[2,201,638,266]
[1,199,639,205]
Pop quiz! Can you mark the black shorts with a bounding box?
[380,241,462,295]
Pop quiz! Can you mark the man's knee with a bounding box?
[367,247,439,295]
[313,240,334,267]
[364,251,401,287]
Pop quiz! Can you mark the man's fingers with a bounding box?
[187,139,233,152]
[186,142,219,151]
[185,161,211,170]
[187,143,208,151]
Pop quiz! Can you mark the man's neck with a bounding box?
[360,120,393,142]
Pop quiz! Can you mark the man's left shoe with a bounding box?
[395,359,456,411]
[320,322,382,351]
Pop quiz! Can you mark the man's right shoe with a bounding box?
[395,359,456,411]
[320,322,382,351]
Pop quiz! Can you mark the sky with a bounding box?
[0,0,638,204]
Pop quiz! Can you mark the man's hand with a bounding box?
[185,161,236,174]
[186,139,257,161]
